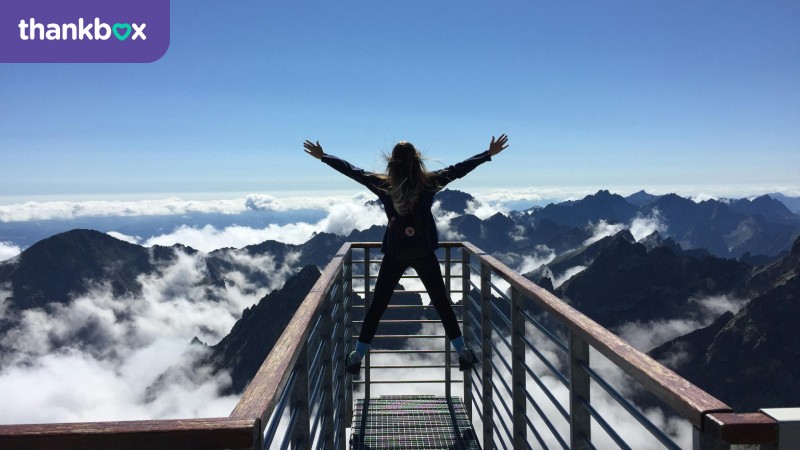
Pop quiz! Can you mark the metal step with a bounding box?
[350,395,480,450]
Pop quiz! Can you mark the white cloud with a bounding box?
[629,209,667,242]
[142,223,317,251]
[473,188,595,209]
[0,282,11,317]
[551,265,587,288]
[0,197,246,222]
[690,193,720,203]
[314,199,385,236]
[4,187,799,223]
[697,295,748,318]
[0,342,238,424]
[616,295,747,352]
[517,245,557,274]
[582,210,667,248]
[432,201,464,241]
[106,231,139,244]
[0,246,297,424]
[0,193,367,223]
[465,199,508,220]
[113,195,386,252]
[583,220,625,246]
[616,317,708,354]
[0,241,22,262]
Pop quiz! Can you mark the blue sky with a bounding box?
[1,1,798,202]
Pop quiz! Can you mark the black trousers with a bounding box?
[358,250,462,344]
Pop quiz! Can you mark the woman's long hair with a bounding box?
[377,141,437,215]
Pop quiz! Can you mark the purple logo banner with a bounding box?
[0,0,170,63]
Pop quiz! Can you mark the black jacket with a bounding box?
[321,150,492,254]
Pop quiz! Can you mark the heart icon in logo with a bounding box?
[113,23,132,41]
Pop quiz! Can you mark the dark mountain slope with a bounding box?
[524,218,593,254]
[649,239,800,411]
[768,193,800,215]
[0,229,160,310]
[743,236,800,297]
[625,190,661,207]
[641,195,798,257]
[435,189,476,214]
[650,276,800,411]
[555,231,751,330]
[530,190,638,228]
[524,230,635,283]
[208,265,321,394]
[728,195,800,226]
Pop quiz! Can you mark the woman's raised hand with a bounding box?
[488,134,509,156]
[303,140,324,159]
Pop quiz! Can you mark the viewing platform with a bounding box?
[0,242,796,449]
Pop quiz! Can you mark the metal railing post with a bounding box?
[693,427,731,450]
[320,281,334,449]
[569,331,591,449]
[462,248,473,420]
[338,251,351,446]
[363,247,371,402]
[336,249,353,442]
[290,343,311,449]
[760,408,800,450]
[480,261,494,448]
[510,287,527,448]
[445,247,452,400]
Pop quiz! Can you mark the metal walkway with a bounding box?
[350,396,479,450]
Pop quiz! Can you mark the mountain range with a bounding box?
[1,188,798,417]
[649,237,800,411]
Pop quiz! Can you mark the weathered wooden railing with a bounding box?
[0,241,792,449]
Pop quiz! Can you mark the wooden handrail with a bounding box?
[0,418,259,450]
[229,242,352,432]
[460,241,732,429]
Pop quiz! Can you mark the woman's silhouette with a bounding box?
[303,135,508,374]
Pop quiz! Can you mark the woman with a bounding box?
[303,135,508,374]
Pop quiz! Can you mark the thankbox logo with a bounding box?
[18,18,147,41]
[1,0,169,63]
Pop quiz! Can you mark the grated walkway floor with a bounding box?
[350,395,480,450]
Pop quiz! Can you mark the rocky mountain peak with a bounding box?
[0,229,154,310]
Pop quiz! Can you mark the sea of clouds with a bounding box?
[0,188,757,448]
[0,246,299,424]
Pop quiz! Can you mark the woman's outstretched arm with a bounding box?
[303,139,384,196]
[435,134,509,186]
